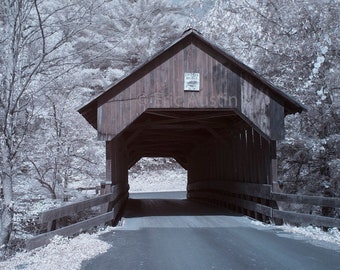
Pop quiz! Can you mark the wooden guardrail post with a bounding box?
[322,188,335,231]
[100,181,112,213]
[46,219,57,232]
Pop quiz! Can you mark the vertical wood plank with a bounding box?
[262,138,271,184]
[239,131,245,182]
[270,140,277,185]
[253,130,261,184]
[246,127,254,183]
[269,99,285,140]
[231,133,238,181]
[106,141,113,183]
[227,69,241,109]
[243,129,250,182]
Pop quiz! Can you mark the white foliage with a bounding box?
[0,227,113,270]
[129,158,187,192]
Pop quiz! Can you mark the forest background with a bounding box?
[0,0,339,257]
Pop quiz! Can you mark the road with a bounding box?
[81,192,340,270]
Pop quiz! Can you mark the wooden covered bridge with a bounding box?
[27,29,340,250]
[78,29,305,221]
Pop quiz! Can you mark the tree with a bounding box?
[198,0,339,201]
[73,0,188,73]
[26,72,105,202]
[241,0,339,197]
[0,0,104,252]
[0,0,46,251]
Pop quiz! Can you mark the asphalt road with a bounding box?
[81,192,340,270]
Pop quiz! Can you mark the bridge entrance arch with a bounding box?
[79,29,305,222]
[128,157,187,193]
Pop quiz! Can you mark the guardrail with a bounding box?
[271,193,340,228]
[187,181,340,228]
[26,183,129,250]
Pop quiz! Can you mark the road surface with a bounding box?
[81,192,340,270]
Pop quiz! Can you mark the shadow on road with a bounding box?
[123,191,241,218]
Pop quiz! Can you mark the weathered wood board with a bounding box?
[98,43,285,140]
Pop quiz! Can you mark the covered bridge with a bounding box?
[79,29,305,221]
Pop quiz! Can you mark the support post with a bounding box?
[100,181,112,213]
[269,140,278,186]
[106,140,113,184]
[107,136,128,185]
[105,136,129,216]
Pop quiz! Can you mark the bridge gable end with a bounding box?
[79,30,305,142]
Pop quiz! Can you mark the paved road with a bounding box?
[82,192,340,270]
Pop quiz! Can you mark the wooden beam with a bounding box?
[147,124,203,130]
[144,111,179,119]
[173,155,188,170]
[129,111,237,130]
[27,193,128,250]
[189,191,272,217]
[125,129,144,144]
[28,211,115,250]
[271,193,340,208]
[273,209,340,228]
[145,108,235,117]
[198,124,228,146]
[187,181,272,199]
[40,193,115,223]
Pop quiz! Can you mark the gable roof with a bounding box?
[79,29,306,129]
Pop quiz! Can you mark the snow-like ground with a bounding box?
[250,220,340,247]
[0,228,113,270]
[1,158,339,269]
[1,222,339,270]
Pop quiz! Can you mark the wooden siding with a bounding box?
[240,78,285,140]
[241,79,270,137]
[79,30,305,132]
[97,43,285,140]
[188,126,275,185]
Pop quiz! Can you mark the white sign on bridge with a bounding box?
[184,73,200,91]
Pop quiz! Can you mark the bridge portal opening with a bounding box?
[128,157,187,193]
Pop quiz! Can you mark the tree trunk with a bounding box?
[0,158,14,251]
